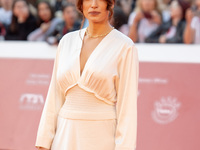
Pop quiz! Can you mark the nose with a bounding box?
[91,0,98,8]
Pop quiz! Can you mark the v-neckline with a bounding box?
[78,28,115,78]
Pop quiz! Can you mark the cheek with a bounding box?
[170,9,174,16]
[148,2,155,10]
[46,10,51,17]
[13,8,18,16]
[82,2,89,15]
[38,11,43,18]
[24,7,29,15]
[196,0,200,6]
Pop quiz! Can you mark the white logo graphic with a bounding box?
[19,94,44,110]
[152,97,181,124]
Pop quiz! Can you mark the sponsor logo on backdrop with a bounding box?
[139,77,168,84]
[138,90,140,96]
[19,93,44,110]
[152,97,181,124]
[26,73,50,85]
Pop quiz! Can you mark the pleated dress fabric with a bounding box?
[51,84,117,150]
[35,28,139,150]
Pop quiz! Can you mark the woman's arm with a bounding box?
[27,22,51,41]
[128,11,144,42]
[27,28,44,41]
[36,146,49,150]
[150,10,162,25]
[184,22,195,44]
[184,9,195,44]
[35,38,65,149]
[114,45,139,150]
[166,21,186,43]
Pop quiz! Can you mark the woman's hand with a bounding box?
[134,10,144,24]
[159,35,166,43]
[185,9,194,23]
[37,146,49,150]
[150,10,162,25]
[40,22,51,33]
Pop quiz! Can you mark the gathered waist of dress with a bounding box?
[58,84,117,120]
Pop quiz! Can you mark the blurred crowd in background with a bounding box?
[0,0,199,45]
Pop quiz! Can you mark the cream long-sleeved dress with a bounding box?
[35,28,139,150]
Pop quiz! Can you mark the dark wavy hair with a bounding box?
[10,0,30,32]
[76,0,115,29]
[36,1,55,25]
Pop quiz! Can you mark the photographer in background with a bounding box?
[184,0,200,44]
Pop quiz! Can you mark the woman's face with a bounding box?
[38,2,51,22]
[140,0,156,12]
[13,1,29,18]
[195,0,200,8]
[170,1,182,19]
[63,6,77,25]
[83,0,110,23]
[1,0,13,9]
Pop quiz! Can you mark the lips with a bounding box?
[89,11,100,15]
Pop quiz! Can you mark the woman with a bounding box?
[35,0,139,149]
[0,0,13,27]
[145,0,186,43]
[158,0,172,22]
[184,0,200,44]
[110,6,129,35]
[128,0,162,43]
[27,1,62,41]
[47,3,81,45]
[5,0,37,40]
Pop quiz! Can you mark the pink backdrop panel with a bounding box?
[137,62,200,150]
[0,58,54,150]
[0,59,200,150]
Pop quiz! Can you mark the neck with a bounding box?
[66,21,74,29]
[87,21,113,36]
[172,17,181,26]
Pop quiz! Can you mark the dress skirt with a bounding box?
[51,84,117,150]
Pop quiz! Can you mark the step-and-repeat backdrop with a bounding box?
[0,42,200,150]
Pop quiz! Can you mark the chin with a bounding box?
[88,17,107,24]
[90,19,101,23]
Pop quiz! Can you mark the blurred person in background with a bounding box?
[184,0,200,44]
[56,0,89,28]
[55,0,77,11]
[0,0,13,27]
[115,0,133,16]
[128,0,162,43]
[145,0,186,43]
[158,0,172,22]
[47,3,81,44]
[55,0,62,11]
[28,1,62,41]
[0,22,6,40]
[5,0,37,40]
[110,5,129,35]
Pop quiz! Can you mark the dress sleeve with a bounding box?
[114,44,139,150]
[35,38,65,149]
